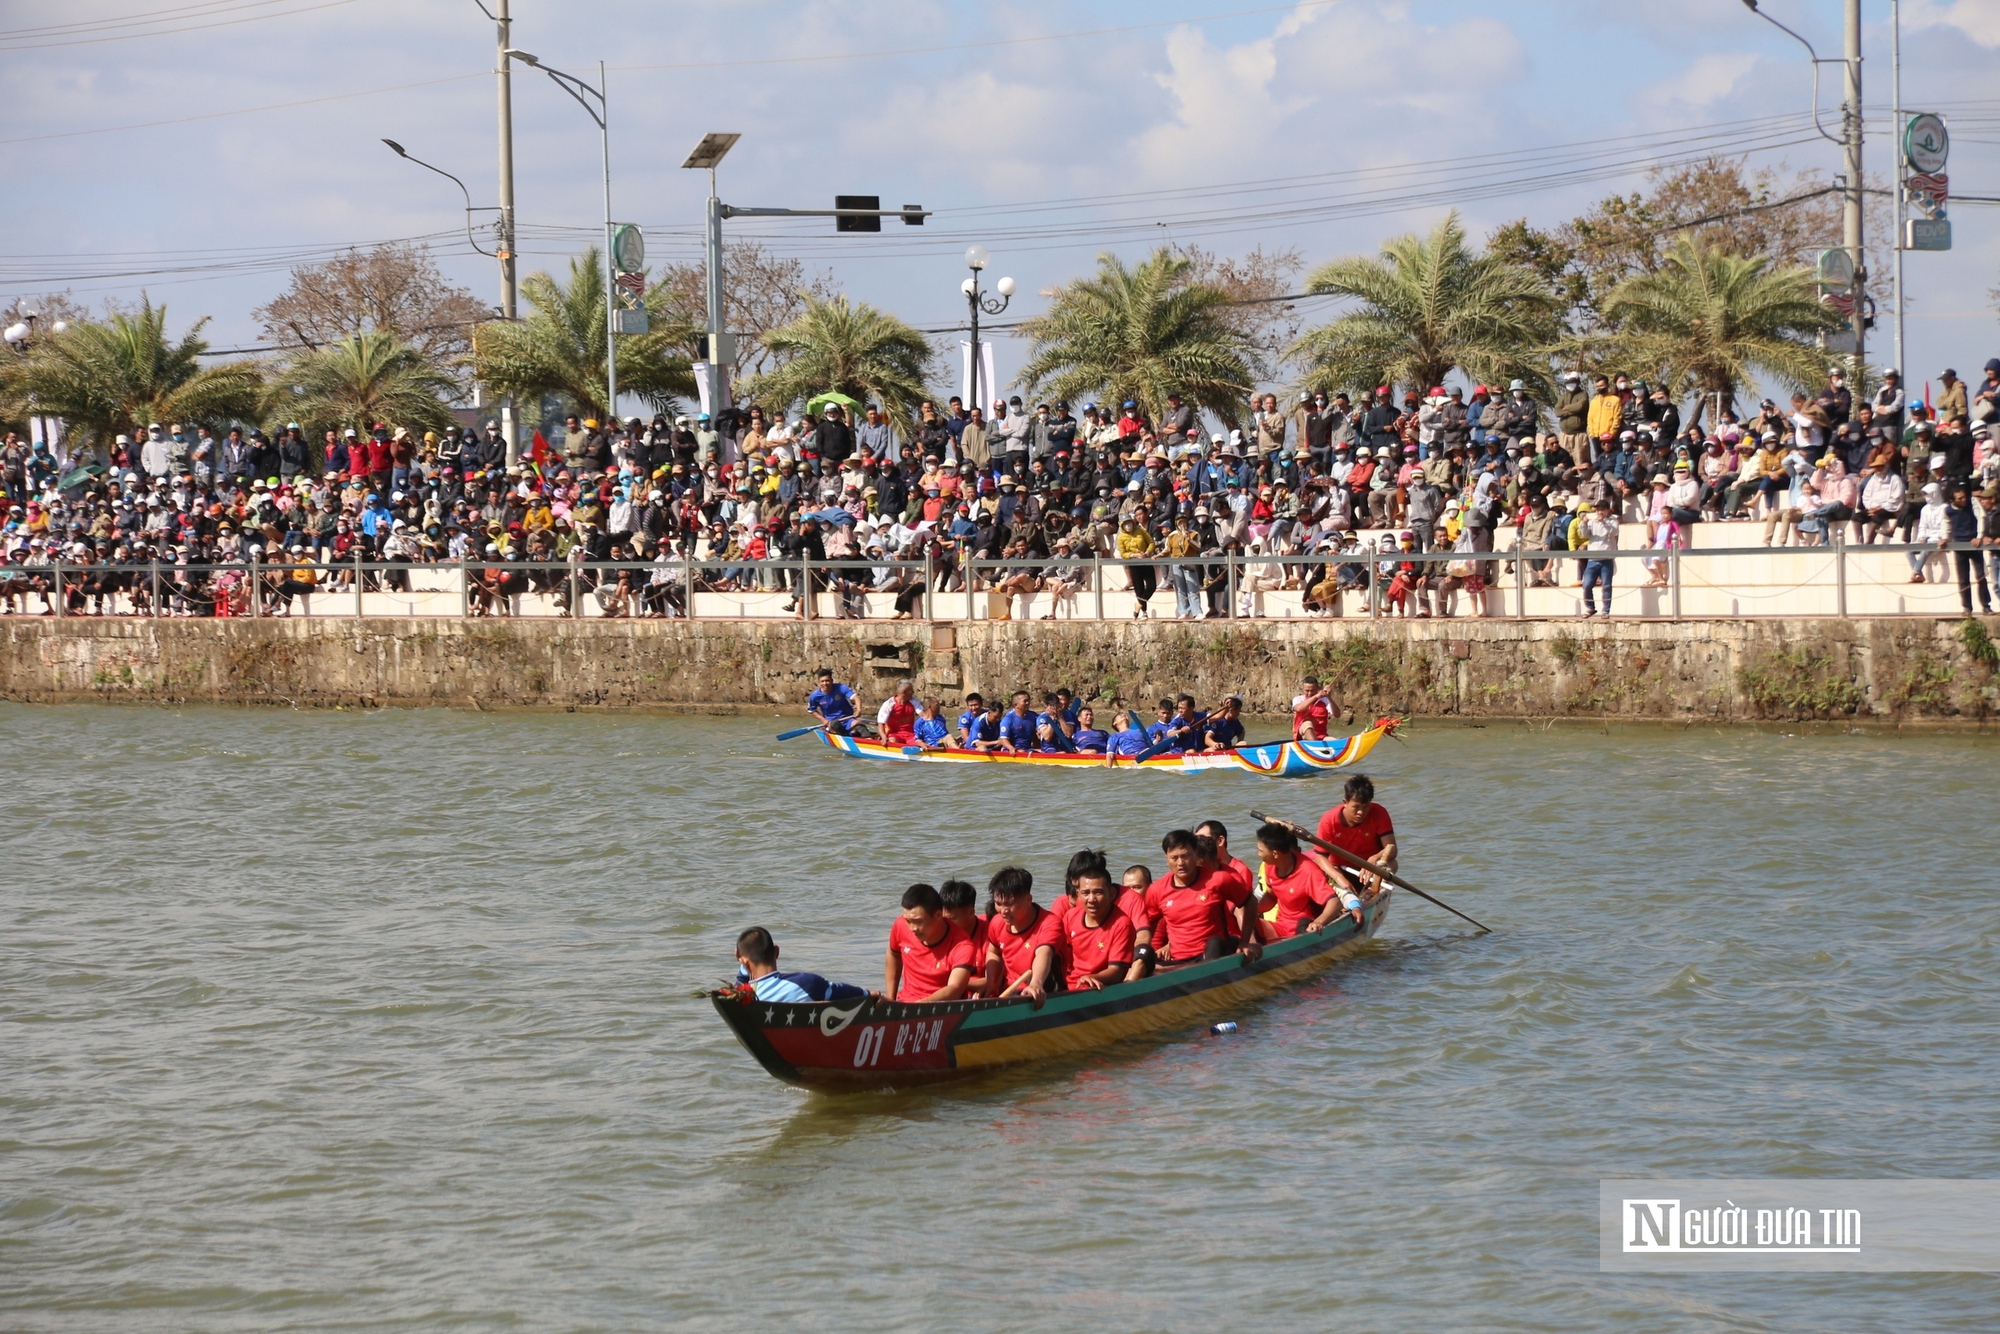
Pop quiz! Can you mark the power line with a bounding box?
[0,0,360,52]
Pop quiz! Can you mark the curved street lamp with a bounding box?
[382,139,499,257]
[963,246,1015,421]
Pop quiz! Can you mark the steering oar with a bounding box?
[1249,809,1490,934]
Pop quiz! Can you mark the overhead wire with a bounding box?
[0,0,361,52]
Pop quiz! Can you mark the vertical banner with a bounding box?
[959,340,997,414]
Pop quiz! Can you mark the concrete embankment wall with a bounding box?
[3,616,1997,725]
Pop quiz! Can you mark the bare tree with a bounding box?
[654,240,839,382]
[1172,244,1305,382]
[254,242,491,366]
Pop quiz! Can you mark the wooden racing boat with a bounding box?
[711,891,1388,1089]
[814,718,1397,778]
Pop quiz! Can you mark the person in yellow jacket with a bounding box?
[1115,514,1158,617]
[1586,374,1623,443]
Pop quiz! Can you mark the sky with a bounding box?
[7,0,2000,412]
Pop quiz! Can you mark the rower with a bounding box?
[1194,819,1255,905]
[1144,829,1258,966]
[999,690,1038,754]
[1160,694,1208,752]
[1064,864,1136,992]
[986,867,1067,1004]
[1145,699,1175,746]
[1292,675,1336,740]
[939,878,1000,997]
[1251,825,1361,938]
[966,698,1008,751]
[1104,710,1150,766]
[884,883,979,1002]
[1054,686,1082,727]
[1121,863,1159,979]
[1035,691,1076,752]
[1316,773,1397,899]
[913,697,951,749]
[808,667,859,736]
[1071,706,1109,753]
[735,927,868,1002]
[955,692,986,746]
[1199,696,1246,752]
[876,677,919,746]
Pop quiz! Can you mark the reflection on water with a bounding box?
[3,705,1997,1331]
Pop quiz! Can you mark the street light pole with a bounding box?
[961,245,1014,427]
[507,50,615,423]
[1842,0,1865,382]
[1891,0,1905,385]
[1741,0,1865,379]
[495,0,518,460]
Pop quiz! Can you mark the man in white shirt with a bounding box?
[1580,498,1619,617]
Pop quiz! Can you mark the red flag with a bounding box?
[531,429,551,465]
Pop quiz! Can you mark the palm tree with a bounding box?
[1017,248,1256,426]
[1600,236,1839,402]
[276,331,462,437]
[473,247,695,420]
[740,294,936,423]
[1288,211,1560,399]
[0,297,264,442]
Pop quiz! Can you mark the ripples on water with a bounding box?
[3,705,1997,1331]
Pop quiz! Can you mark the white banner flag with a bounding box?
[959,340,998,415]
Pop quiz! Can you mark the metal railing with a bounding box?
[5,539,1993,621]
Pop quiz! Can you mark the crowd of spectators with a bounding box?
[3,355,1997,618]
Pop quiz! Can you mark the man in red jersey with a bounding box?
[1316,773,1397,899]
[1253,823,1362,938]
[875,677,919,746]
[1292,675,1337,740]
[1119,863,1159,981]
[884,883,978,1002]
[1195,819,1255,901]
[985,867,1067,1004]
[1065,866,1136,991]
[1144,829,1259,965]
[939,878,1000,998]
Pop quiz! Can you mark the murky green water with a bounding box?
[3,706,1997,1331]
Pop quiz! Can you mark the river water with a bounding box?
[3,705,1996,1331]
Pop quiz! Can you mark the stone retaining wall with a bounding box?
[4,616,1997,725]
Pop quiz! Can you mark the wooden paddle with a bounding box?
[1248,808,1491,934]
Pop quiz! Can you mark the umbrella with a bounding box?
[804,391,862,416]
[808,507,855,525]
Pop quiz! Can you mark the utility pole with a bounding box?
[1891,0,1905,384]
[1843,0,1865,381]
[495,0,519,461]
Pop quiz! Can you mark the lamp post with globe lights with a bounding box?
[961,246,1015,423]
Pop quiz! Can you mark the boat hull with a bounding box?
[712,892,1389,1089]
[813,720,1394,778]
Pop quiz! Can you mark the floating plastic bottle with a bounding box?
[1209,1022,1238,1035]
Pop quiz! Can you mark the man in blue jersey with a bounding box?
[1105,708,1152,765]
[1036,691,1076,752]
[955,692,986,747]
[1071,705,1109,753]
[1145,699,1175,746]
[1159,694,1209,752]
[1200,695,1246,752]
[807,667,859,735]
[734,927,867,1003]
[1054,686,1083,727]
[966,698,1008,751]
[999,690,1039,753]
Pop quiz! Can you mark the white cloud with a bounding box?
[1640,51,1760,111]
[1906,0,2000,47]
